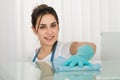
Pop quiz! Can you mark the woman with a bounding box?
[31,4,96,67]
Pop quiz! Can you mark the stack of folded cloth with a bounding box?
[52,56,101,72]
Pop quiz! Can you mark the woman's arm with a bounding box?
[70,41,96,55]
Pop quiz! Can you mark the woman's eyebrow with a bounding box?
[39,24,46,25]
[40,22,57,25]
[51,22,58,24]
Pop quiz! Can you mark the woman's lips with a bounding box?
[44,36,54,41]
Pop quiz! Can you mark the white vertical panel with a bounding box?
[0,0,16,61]
[61,0,72,42]
[41,0,52,5]
[21,0,34,60]
[14,0,22,61]
[109,0,120,32]
[81,0,91,41]
[71,0,83,41]
[32,0,41,5]
[91,0,101,60]
[100,0,110,32]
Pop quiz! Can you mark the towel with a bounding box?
[52,56,101,72]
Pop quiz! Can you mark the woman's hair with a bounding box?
[31,4,59,28]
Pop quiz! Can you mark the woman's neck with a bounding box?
[41,45,53,53]
[37,45,53,60]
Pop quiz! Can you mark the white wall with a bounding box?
[0,0,120,62]
[100,0,120,32]
[0,0,18,61]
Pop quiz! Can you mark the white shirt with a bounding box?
[31,41,72,64]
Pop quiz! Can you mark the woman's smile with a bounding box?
[44,35,55,41]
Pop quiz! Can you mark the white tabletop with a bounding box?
[0,60,120,80]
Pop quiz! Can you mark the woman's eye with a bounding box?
[39,25,46,29]
[51,23,57,28]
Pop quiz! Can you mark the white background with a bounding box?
[0,0,120,61]
[0,0,120,80]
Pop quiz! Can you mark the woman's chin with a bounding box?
[45,41,56,46]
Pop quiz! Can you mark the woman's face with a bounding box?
[36,14,59,46]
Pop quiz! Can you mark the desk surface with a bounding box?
[0,61,120,80]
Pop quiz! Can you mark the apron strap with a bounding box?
[50,41,57,62]
[32,48,40,62]
[32,41,57,62]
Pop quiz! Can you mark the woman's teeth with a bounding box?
[45,36,54,40]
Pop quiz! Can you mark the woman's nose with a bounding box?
[46,28,53,34]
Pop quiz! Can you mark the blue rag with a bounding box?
[52,56,101,72]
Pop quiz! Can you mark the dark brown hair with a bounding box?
[31,4,59,28]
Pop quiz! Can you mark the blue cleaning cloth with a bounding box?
[52,56,101,72]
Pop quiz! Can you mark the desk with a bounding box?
[97,61,120,80]
[0,61,120,80]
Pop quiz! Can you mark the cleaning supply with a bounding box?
[63,45,94,67]
[52,56,101,72]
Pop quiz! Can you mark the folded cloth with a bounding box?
[52,56,101,72]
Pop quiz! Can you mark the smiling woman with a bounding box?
[30,4,96,68]
[33,14,59,46]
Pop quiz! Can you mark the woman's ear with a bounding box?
[32,26,37,35]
